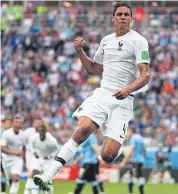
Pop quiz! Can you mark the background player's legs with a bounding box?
[101,137,122,163]
[44,116,97,180]
[90,181,99,194]
[10,174,20,194]
[1,165,6,194]
[97,177,105,194]
[74,179,86,194]
[136,164,145,194]
[24,171,33,194]
[31,170,41,194]
[128,169,134,194]
[96,161,105,194]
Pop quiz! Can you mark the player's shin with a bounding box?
[90,181,99,194]
[74,179,85,194]
[97,178,104,193]
[45,139,79,179]
[128,178,134,194]
[137,178,145,194]
[24,178,33,194]
[31,181,40,194]
[9,181,19,194]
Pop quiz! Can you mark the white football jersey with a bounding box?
[24,127,38,151]
[1,128,25,161]
[94,29,150,93]
[30,132,59,158]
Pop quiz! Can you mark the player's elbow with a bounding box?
[144,72,150,83]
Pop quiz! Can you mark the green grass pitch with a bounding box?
[14,181,178,194]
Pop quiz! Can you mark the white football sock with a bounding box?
[31,181,39,194]
[24,178,32,194]
[10,181,19,194]
[45,139,79,179]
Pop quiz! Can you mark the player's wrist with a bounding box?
[98,155,102,160]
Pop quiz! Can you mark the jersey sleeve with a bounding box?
[130,137,136,148]
[93,39,104,64]
[134,37,150,65]
[1,131,8,146]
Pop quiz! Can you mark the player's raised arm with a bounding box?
[74,37,103,75]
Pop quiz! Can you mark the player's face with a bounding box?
[13,118,22,131]
[39,131,46,141]
[33,119,42,130]
[3,119,12,130]
[113,6,132,31]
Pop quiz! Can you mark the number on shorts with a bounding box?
[120,124,126,139]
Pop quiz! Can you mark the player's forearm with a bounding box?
[77,49,102,75]
[75,155,84,163]
[1,147,17,155]
[122,147,134,165]
[127,73,150,94]
[92,145,101,158]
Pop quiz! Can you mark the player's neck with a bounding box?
[115,29,130,37]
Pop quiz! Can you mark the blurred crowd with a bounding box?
[1,2,178,146]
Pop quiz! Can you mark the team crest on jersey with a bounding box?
[117,40,123,51]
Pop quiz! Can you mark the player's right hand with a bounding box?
[15,150,24,157]
[99,158,106,166]
[74,37,85,52]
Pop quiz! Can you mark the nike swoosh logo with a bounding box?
[103,43,107,46]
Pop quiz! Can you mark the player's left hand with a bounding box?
[113,88,130,99]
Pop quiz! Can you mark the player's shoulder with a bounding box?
[2,128,13,135]
[130,29,148,42]
[29,132,39,140]
[101,33,115,43]
[24,127,35,133]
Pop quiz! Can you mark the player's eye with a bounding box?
[116,12,130,17]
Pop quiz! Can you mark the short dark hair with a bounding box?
[112,1,132,17]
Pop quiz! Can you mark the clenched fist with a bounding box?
[74,37,85,52]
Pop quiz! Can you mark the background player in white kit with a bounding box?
[0,116,13,194]
[33,1,150,191]
[24,118,43,194]
[30,125,59,194]
[1,115,25,194]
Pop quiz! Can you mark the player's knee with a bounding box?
[12,174,19,182]
[101,151,117,163]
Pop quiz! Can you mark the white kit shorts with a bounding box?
[2,158,23,180]
[73,87,133,145]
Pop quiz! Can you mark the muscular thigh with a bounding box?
[72,116,98,144]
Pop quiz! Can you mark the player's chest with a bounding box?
[7,134,24,147]
[102,39,134,59]
[35,140,51,150]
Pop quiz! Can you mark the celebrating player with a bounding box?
[33,1,150,190]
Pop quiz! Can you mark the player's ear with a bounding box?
[112,17,115,22]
